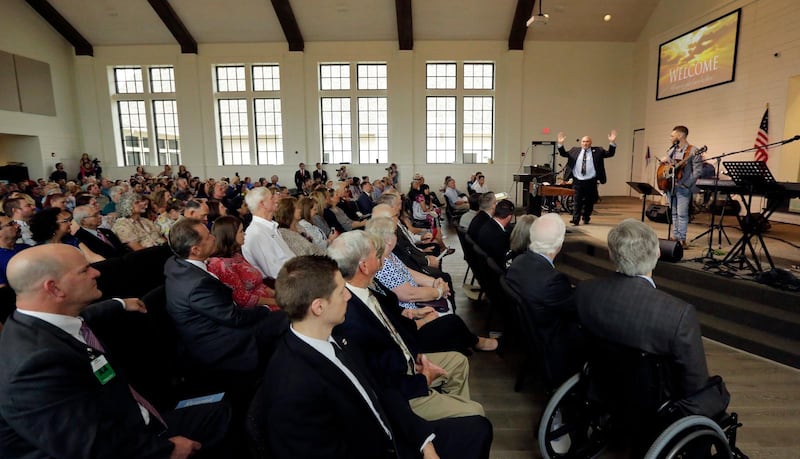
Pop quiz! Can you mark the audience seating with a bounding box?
[93,245,173,300]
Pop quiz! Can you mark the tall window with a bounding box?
[213,64,283,165]
[425,62,495,164]
[319,63,388,165]
[111,66,180,166]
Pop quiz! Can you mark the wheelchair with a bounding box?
[538,340,745,459]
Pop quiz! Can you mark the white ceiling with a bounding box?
[42,0,660,48]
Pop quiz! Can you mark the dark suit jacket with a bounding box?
[164,256,287,374]
[333,287,429,401]
[313,169,328,183]
[356,192,374,215]
[294,169,311,189]
[475,219,509,266]
[75,227,130,259]
[467,211,491,240]
[505,250,585,387]
[558,144,616,184]
[259,331,431,459]
[576,274,726,416]
[0,305,174,459]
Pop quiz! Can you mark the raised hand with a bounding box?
[557,131,566,144]
[608,129,618,144]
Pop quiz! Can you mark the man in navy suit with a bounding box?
[475,199,514,266]
[557,129,617,225]
[0,244,229,458]
[257,254,492,459]
[466,192,496,240]
[164,218,288,376]
[294,162,311,190]
[505,213,586,389]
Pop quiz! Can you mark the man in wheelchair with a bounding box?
[535,219,746,458]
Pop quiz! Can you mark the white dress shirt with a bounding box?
[242,215,295,279]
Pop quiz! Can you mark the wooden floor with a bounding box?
[442,224,800,458]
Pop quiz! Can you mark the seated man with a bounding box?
[467,193,496,240]
[330,231,489,421]
[576,219,729,417]
[475,199,514,267]
[183,199,209,225]
[73,204,130,259]
[356,180,375,215]
[258,255,492,459]
[442,178,469,211]
[164,218,288,376]
[0,215,28,288]
[242,187,296,280]
[0,245,230,458]
[505,213,586,389]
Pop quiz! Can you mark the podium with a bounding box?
[626,181,663,221]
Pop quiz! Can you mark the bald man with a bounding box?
[0,245,230,459]
[557,130,617,225]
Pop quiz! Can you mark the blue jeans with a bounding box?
[669,186,692,241]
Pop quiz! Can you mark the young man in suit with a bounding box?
[505,213,586,389]
[576,219,729,417]
[557,129,617,225]
[258,254,492,459]
[294,162,311,190]
[73,204,130,259]
[0,244,230,458]
[475,199,514,266]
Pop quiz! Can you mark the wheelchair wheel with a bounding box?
[644,415,732,459]
[538,372,609,458]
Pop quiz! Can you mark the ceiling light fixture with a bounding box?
[526,0,549,27]
[603,14,612,22]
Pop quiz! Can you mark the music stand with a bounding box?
[720,161,778,273]
[626,181,663,222]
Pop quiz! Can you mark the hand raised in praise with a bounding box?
[557,131,566,144]
[608,129,617,144]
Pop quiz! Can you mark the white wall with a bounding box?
[635,0,800,182]
[0,0,82,180]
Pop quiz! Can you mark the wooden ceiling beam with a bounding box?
[25,0,93,56]
[508,0,535,50]
[395,0,413,51]
[271,0,304,52]
[147,0,197,54]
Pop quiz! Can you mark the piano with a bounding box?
[696,178,800,273]
[513,165,556,207]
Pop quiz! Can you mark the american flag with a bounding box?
[754,107,769,162]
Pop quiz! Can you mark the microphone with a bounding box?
[781,134,800,144]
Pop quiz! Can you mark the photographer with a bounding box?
[335,165,349,182]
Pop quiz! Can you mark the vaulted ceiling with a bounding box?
[25,0,660,56]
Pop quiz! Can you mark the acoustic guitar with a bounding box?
[656,145,707,191]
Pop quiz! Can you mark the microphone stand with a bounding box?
[692,135,798,263]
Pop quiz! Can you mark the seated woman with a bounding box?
[207,216,278,310]
[366,217,498,354]
[505,214,537,268]
[274,198,325,256]
[156,198,184,237]
[30,207,104,262]
[310,190,334,235]
[297,196,336,250]
[111,192,166,251]
[323,188,365,232]
[43,192,67,210]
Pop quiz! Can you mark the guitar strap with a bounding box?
[672,143,693,161]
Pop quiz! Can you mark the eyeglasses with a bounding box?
[58,217,73,224]
[1,221,18,228]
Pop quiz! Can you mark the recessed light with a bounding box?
[603,14,612,22]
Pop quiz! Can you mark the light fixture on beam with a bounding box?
[526,0,549,27]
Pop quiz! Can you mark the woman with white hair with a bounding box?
[111,192,165,251]
[367,217,498,353]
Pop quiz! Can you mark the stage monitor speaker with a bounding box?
[646,204,671,224]
[659,239,683,262]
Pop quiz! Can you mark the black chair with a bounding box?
[0,285,17,324]
[245,380,271,459]
[93,245,172,300]
[455,226,473,285]
[499,277,550,392]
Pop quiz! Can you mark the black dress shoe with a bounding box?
[583,218,590,225]
[571,219,580,226]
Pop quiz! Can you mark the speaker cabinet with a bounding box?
[658,239,683,262]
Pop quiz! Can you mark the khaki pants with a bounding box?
[408,351,485,420]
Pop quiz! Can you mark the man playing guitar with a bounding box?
[660,125,704,249]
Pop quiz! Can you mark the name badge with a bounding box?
[90,355,116,385]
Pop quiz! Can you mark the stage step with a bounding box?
[558,239,800,369]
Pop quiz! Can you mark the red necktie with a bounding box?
[79,321,167,428]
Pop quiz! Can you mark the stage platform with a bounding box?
[548,196,800,368]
